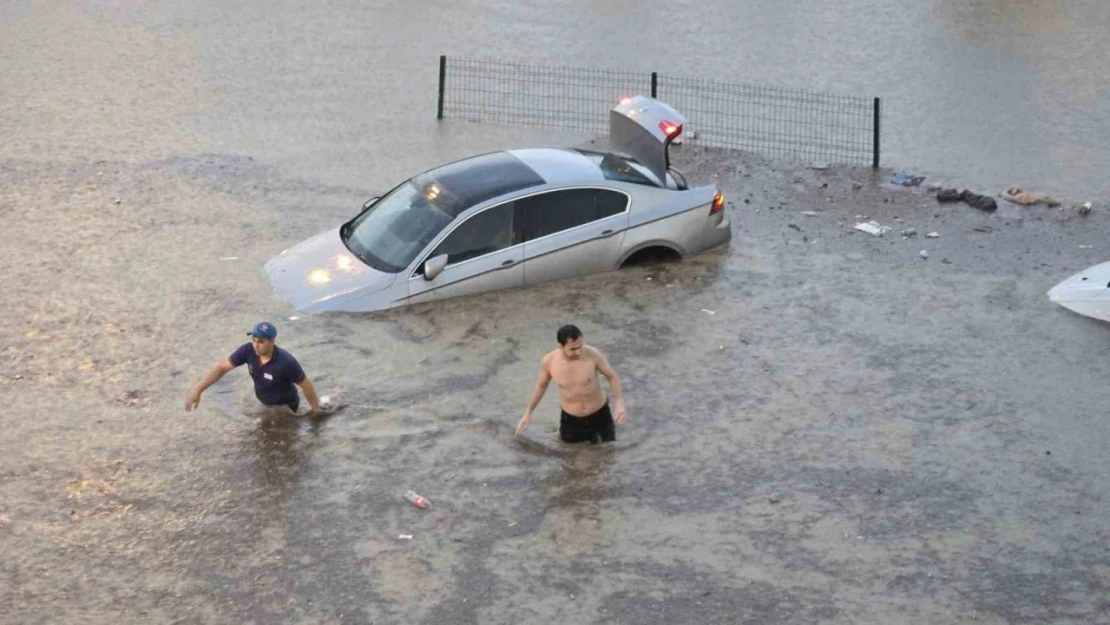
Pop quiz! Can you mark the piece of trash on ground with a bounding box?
[919,250,929,259]
[854,221,891,236]
[398,534,413,540]
[219,256,238,261]
[1077,202,1093,215]
[892,172,925,187]
[999,187,1060,207]
[925,232,940,238]
[961,190,997,212]
[801,211,818,216]
[288,315,300,321]
[508,521,518,528]
[700,309,716,315]
[404,490,431,509]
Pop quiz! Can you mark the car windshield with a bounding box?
[341,179,457,273]
[341,152,546,272]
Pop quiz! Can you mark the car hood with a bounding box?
[265,227,397,312]
[1048,260,1110,302]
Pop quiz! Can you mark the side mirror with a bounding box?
[423,254,448,281]
[362,196,380,210]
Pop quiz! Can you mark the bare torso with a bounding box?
[546,346,607,417]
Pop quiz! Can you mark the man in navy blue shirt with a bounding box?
[185,321,323,414]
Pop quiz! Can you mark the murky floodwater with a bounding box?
[2,0,1108,199]
[2,2,1109,624]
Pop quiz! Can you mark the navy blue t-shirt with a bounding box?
[229,343,306,406]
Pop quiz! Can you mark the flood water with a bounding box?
[2,2,1109,624]
[2,0,1108,199]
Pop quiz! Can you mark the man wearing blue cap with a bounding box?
[185,321,323,414]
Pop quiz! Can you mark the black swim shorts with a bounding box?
[560,403,616,444]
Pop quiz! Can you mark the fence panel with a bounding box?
[656,74,875,165]
[439,57,880,167]
[440,58,647,135]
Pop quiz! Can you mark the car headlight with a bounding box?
[307,269,332,285]
[334,254,357,274]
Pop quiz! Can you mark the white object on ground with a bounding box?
[925,232,940,238]
[801,211,818,216]
[398,534,413,540]
[701,309,716,315]
[1048,260,1110,323]
[219,256,238,261]
[854,221,891,236]
[288,315,299,321]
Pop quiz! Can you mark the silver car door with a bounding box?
[521,188,629,287]
[407,201,524,305]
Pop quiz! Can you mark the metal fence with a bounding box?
[437,56,881,168]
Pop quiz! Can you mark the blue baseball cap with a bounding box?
[247,321,277,340]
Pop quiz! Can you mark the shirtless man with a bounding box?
[516,325,627,443]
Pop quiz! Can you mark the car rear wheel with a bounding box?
[620,246,682,268]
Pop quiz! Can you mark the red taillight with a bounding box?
[659,120,681,137]
[710,191,725,215]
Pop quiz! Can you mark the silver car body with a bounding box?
[1047,260,1110,323]
[266,95,732,313]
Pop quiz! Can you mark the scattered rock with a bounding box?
[972,224,993,233]
[801,211,818,216]
[899,228,918,238]
[1077,202,1093,215]
[769,493,781,504]
[925,232,940,238]
[788,224,802,231]
[852,182,863,190]
[919,250,929,259]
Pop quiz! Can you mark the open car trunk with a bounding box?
[609,95,686,186]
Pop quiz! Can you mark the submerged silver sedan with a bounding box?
[265,95,732,313]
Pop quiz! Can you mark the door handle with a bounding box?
[500,259,515,268]
[596,229,616,239]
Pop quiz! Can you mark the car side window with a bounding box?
[430,202,517,266]
[595,189,628,218]
[521,189,626,240]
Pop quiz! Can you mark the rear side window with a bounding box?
[596,189,627,218]
[520,188,628,240]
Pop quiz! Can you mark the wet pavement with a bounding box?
[2,2,1110,624]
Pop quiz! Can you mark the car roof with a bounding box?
[509,148,607,186]
[415,151,548,217]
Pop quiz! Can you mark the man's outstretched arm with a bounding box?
[185,358,236,411]
[516,359,553,435]
[593,348,626,423]
[296,376,322,413]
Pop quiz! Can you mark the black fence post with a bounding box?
[651,72,658,98]
[437,55,447,120]
[872,97,881,169]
